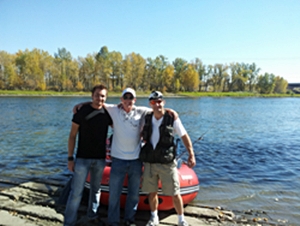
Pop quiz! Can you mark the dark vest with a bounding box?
[139,112,176,164]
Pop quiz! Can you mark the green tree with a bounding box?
[109,51,123,90]
[172,58,188,91]
[27,49,45,90]
[145,55,169,91]
[248,62,260,92]
[28,49,53,90]
[273,76,288,93]
[174,78,180,93]
[14,50,27,88]
[256,73,275,94]
[0,51,17,89]
[211,64,228,92]
[54,48,73,91]
[14,49,48,90]
[123,52,145,89]
[6,64,20,89]
[239,63,252,91]
[191,58,206,92]
[39,50,54,90]
[142,57,163,90]
[65,59,79,91]
[95,46,112,89]
[143,58,154,91]
[78,54,96,91]
[230,63,248,91]
[204,65,213,91]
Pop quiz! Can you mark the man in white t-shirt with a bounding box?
[140,91,196,226]
[105,88,149,226]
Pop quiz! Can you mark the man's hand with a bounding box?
[181,134,196,168]
[165,108,178,120]
[117,102,123,108]
[72,102,91,114]
[68,161,75,172]
[187,154,196,168]
[73,103,83,114]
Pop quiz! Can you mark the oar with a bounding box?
[176,130,208,160]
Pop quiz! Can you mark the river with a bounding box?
[0,96,299,225]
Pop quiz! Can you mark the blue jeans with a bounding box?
[64,158,106,226]
[107,158,143,226]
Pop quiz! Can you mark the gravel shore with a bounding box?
[0,177,291,226]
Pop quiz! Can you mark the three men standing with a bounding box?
[64,87,196,226]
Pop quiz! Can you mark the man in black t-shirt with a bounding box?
[64,84,112,226]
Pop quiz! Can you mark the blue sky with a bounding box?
[1,0,299,83]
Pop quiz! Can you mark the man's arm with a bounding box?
[181,133,196,168]
[68,122,79,172]
[72,101,91,114]
[73,102,116,114]
[165,108,178,120]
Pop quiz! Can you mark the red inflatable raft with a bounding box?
[85,162,199,211]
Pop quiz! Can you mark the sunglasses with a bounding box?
[150,99,163,105]
[123,95,134,100]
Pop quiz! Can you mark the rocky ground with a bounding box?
[0,177,290,226]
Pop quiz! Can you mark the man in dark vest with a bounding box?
[140,91,196,226]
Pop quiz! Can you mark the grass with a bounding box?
[0,90,90,96]
[177,91,300,97]
[0,90,299,98]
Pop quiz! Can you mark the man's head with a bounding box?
[121,87,136,112]
[148,91,165,113]
[91,84,108,108]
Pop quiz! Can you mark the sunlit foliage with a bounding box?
[0,46,290,94]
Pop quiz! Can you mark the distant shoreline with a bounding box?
[0,90,299,98]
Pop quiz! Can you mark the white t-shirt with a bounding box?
[105,104,150,160]
[150,115,187,149]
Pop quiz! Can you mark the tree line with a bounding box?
[0,46,288,94]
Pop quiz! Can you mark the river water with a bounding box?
[0,96,299,225]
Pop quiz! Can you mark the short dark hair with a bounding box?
[91,84,108,94]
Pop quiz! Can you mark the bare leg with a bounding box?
[148,192,158,211]
[172,194,184,215]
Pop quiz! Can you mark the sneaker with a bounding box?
[146,216,159,226]
[124,220,136,226]
[178,220,189,226]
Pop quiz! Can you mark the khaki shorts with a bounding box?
[141,160,180,196]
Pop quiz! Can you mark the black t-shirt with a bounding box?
[72,105,112,159]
